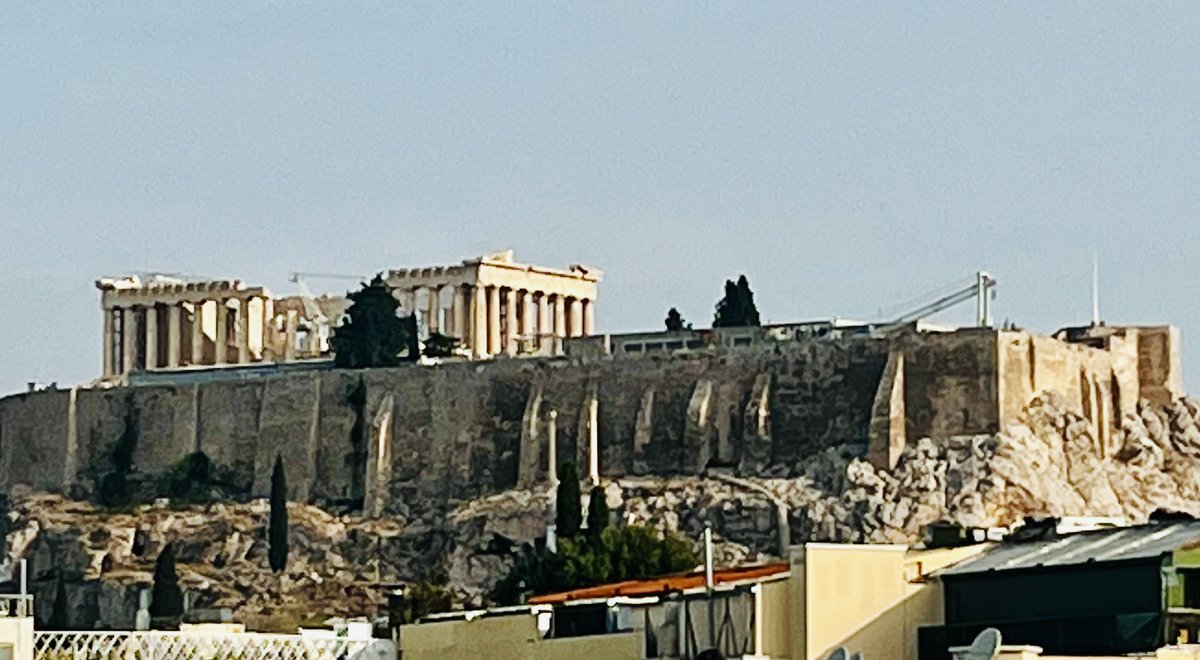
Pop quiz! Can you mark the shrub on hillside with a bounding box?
[491,524,698,606]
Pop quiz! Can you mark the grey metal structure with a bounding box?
[939,521,1200,576]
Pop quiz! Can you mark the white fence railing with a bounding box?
[34,630,395,660]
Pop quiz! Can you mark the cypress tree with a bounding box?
[149,543,184,621]
[50,574,69,629]
[555,462,582,539]
[713,279,740,327]
[268,454,289,573]
[735,275,761,326]
[585,485,609,540]
[331,274,415,368]
[713,274,761,327]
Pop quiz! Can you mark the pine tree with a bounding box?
[49,574,69,629]
[331,275,415,368]
[555,462,582,539]
[585,485,609,541]
[269,454,289,573]
[735,275,761,326]
[713,274,761,327]
[149,543,184,621]
[713,279,739,327]
[665,308,686,332]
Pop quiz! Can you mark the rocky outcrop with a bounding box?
[9,394,1200,630]
[2,493,411,631]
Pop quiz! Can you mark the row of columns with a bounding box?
[102,296,264,377]
[395,284,595,358]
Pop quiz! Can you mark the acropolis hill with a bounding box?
[1,253,1197,627]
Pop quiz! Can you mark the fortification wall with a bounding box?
[899,329,1000,439]
[2,327,1179,517]
[1137,326,1184,406]
[0,338,892,514]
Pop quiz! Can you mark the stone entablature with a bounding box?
[383,250,602,360]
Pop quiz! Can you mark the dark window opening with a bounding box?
[1183,570,1200,609]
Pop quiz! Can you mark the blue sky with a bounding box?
[2,3,1198,395]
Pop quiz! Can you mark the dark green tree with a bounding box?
[585,485,609,541]
[491,524,699,605]
[555,462,582,539]
[713,274,761,328]
[735,275,761,326]
[96,405,139,507]
[49,574,69,629]
[665,308,686,332]
[331,275,415,368]
[149,543,184,623]
[422,332,461,358]
[490,542,564,606]
[604,525,698,581]
[269,454,289,573]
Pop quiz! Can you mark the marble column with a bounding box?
[144,305,159,370]
[103,307,116,377]
[538,293,551,349]
[425,287,440,335]
[487,286,501,356]
[519,290,535,344]
[472,286,488,359]
[214,300,229,365]
[167,304,182,368]
[569,298,583,338]
[582,299,595,336]
[553,295,567,340]
[546,410,559,486]
[237,297,251,364]
[191,301,205,365]
[284,310,298,361]
[443,286,455,339]
[452,286,467,340]
[260,297,273,361]
[122,307,138,374]
[398,288,415,317]
[504,287,518,355]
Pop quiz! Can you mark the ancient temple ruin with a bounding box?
[95,251,602,381]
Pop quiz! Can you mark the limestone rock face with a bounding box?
[9,394,1200,629]
[1,495,416,631]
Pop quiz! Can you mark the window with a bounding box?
[552,604,612,638]
[1183,569,1200,609]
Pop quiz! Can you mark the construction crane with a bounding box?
[288,272,366,351]
[874,271,997,334]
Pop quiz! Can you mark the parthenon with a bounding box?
[385,250,601,359]
[96,251,602,380]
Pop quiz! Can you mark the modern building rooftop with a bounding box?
[526,562,790,605]
[939,519,1200,576]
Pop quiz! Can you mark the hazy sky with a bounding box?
[2,3,1198,396]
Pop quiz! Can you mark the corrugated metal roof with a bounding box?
[940,521,1200,576]
[527,563,790,605]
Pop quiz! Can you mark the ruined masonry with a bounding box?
[0,322,1182,513]
[95,250,602,380]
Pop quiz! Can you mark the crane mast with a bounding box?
[876,271,996,334]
